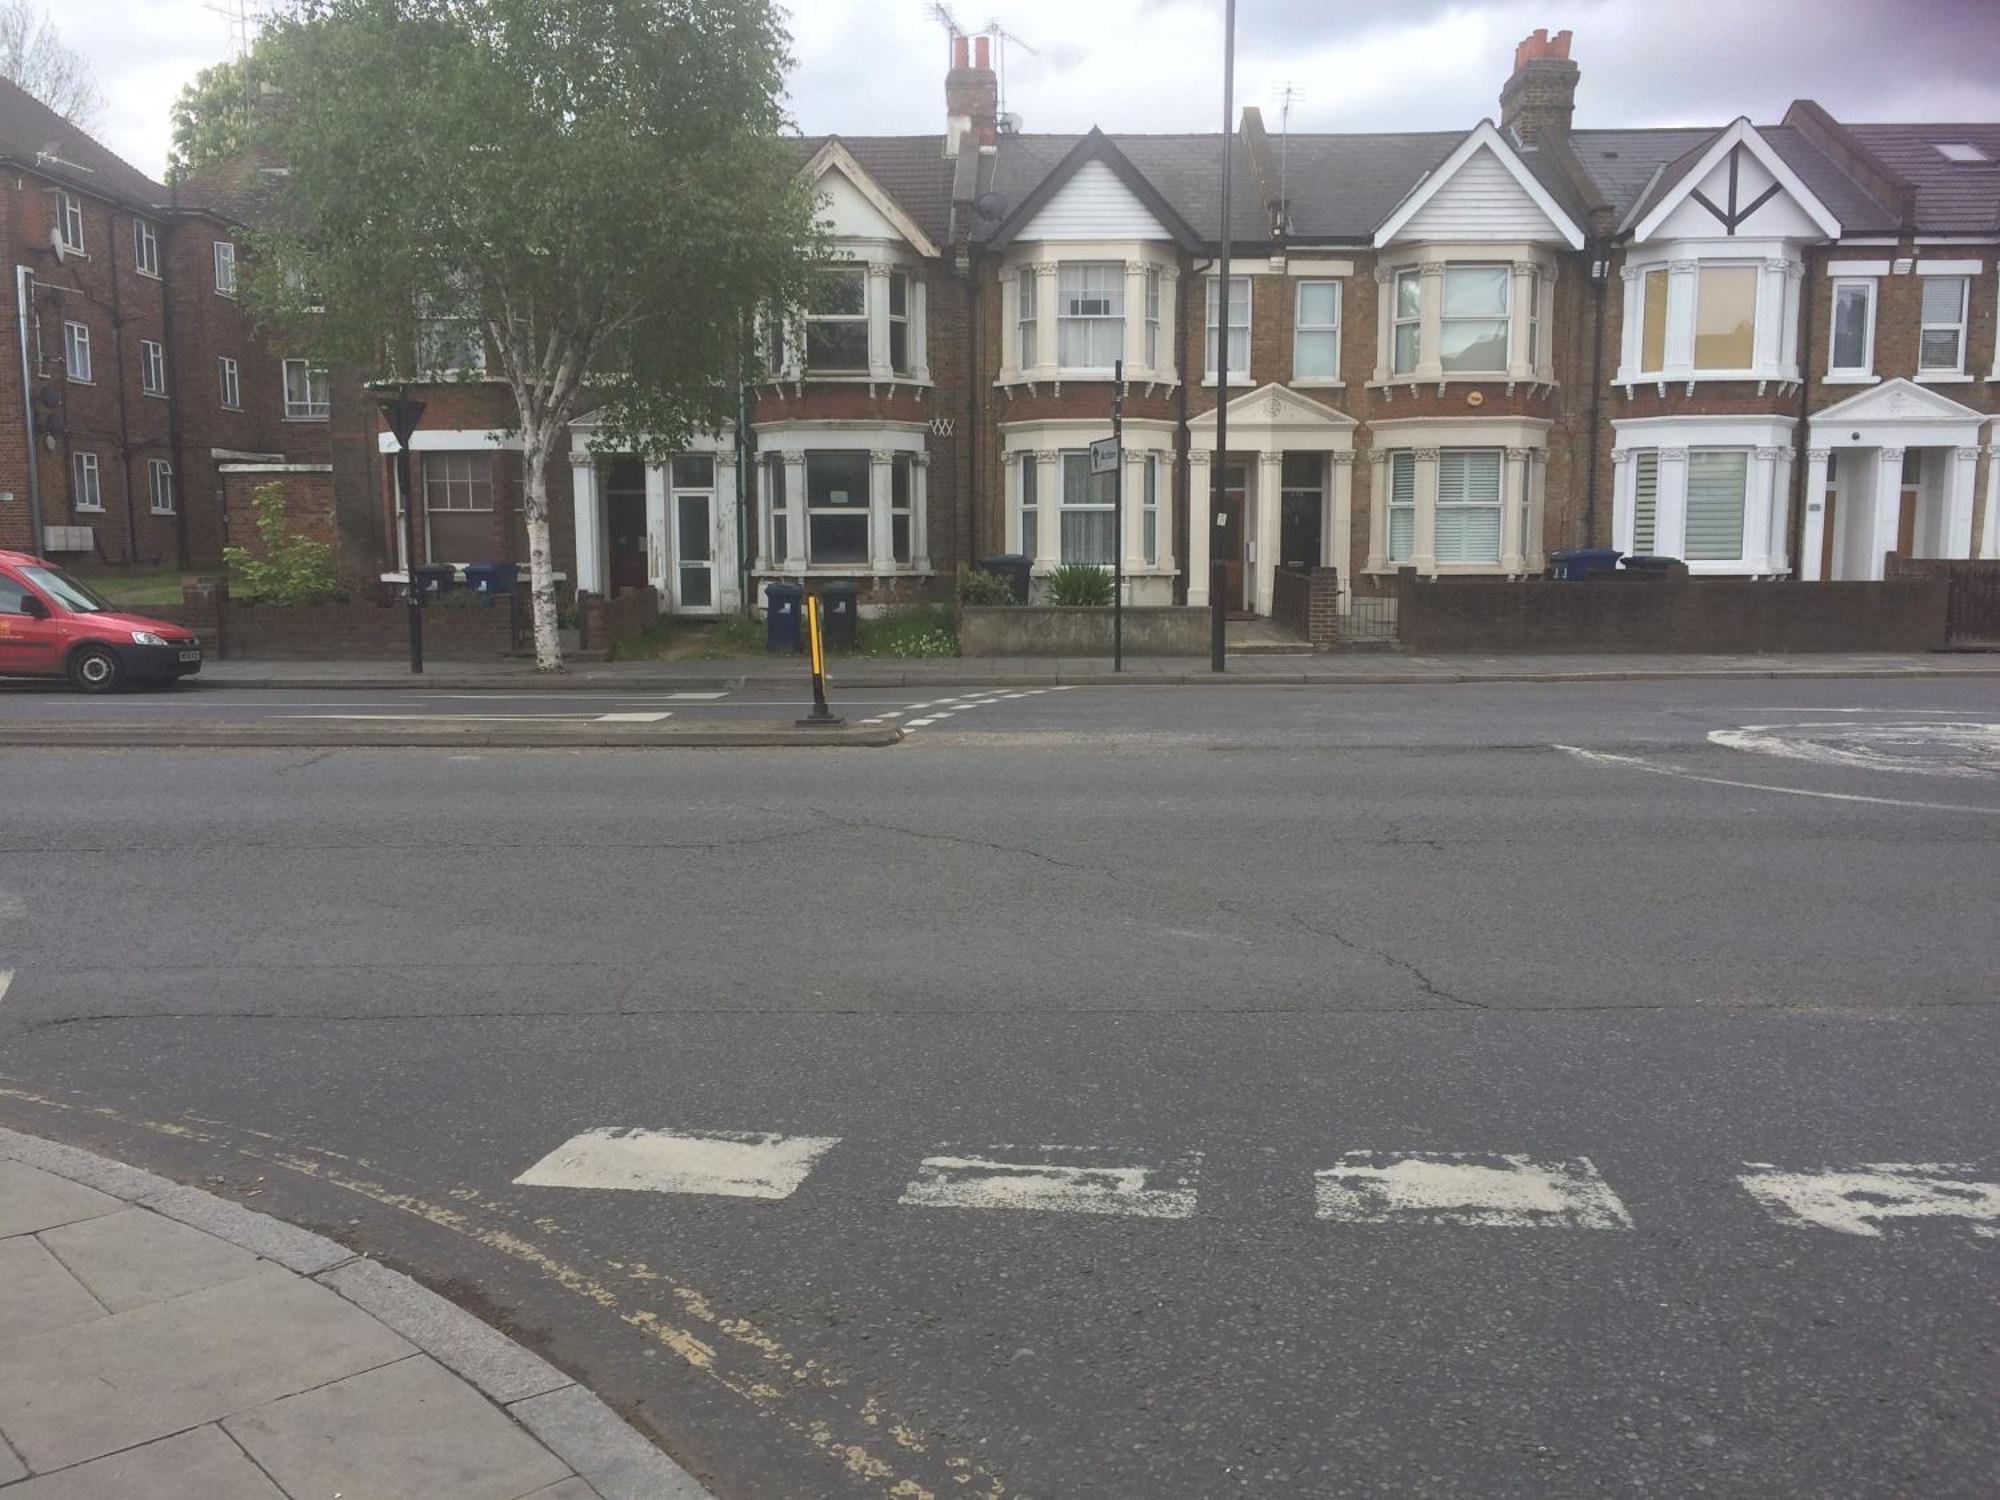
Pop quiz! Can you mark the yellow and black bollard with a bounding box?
[796,593,844,727]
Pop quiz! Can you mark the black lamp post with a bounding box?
[1209,0,1236,673]
[378,390,427,674]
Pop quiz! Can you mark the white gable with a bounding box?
[1650,147,1823,241]
[1395,144,1570,243]
[1018,159,1170,242]
[818,166,908,242]
[1189,382,1356,435]
[1809,376,1987,429]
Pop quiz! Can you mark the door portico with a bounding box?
[1803,379,1985,581]
[569,411,741,614]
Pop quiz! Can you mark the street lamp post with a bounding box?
[1209,0,1236,674]
[378,391,427,674]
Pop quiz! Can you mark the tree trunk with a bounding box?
[520,425,563,672]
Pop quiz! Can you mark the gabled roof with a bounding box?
[790,134,953,248]
[986,129,1201,251]
[802,137,942,257]
[1371,120,1585,248]
[1808,376,1989,429]
[0,77,166,209]
[1187,381,1357,432]
[1627,118,1842,240]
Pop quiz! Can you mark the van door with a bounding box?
[0,568,63,675]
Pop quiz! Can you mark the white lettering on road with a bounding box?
[514,1127,842,1200]
[1737,1162,2000,1239]
[1314,1152,1634,1229]
[899,1149,1201,1219]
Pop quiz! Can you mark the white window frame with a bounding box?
[1525,269,1543,372]
[219,355,241,410]
[803,449,872,564]
[890,452,914,564]
[760,452,788,565]
[1439,264,1511,376]
[1918,275,1969,375]
[1144,266,1162,369]
[887,270,911,375]
[1630,449,1660,554]
[1141,452,1160,567]
[1204,275,1250,383]
[56,190,83,254]
[1386,450,1415,562]
[1683,448,1751,563]
[214,240,238,296]
[1292,279,1341,382]
[140,339,167,397]
[1432,448,1504,565]
[1016,266,1038,370]
[63,320,92,383]
[1827,277,1876,378]
[1019,451,1038,557]
[134,217,160,278]
[283,358,330,419]
[1390,268,1421,377]
[1691,262,1761,374]
[803,265,869,375]
[147,458,175,516]
[1057,262,1125,373]
[1057,450,1117,566]
[71,451,102,512]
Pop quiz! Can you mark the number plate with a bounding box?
[178,650,201,662]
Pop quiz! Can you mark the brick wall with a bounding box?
[577,585,658,650]
[171,577,514,659]
[1271,564,1341,650]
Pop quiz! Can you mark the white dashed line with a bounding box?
[899,1149,1201,1219]
[595,712,673,723]
[0,970,12,1008]
[663,692,729,700]
[515,1127,842,1200]
[1313,1152,1634,1230]
[1737,1162,2000,1239]
[906,718,938,728]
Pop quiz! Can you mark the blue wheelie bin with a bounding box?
[1548,547,1622,581]
[764,581,804,654]
[463,561,518,598]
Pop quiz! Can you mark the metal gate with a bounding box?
[1342,592,1399,647]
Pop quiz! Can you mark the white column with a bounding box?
[751,453,772,573]
[1945,445,1979,558]
[1033,449,1061,572]
[1748,445,1782,575]
[1765,445,1794,576]
[1411,447,1439,573]
[1655,446,1689,561]
[1372,267,1393,384]
[1415,263,1444,382]
[714,450,741,612]
[868,448,896,573]
[1159,266,1180,383]
[1799,447,1831,580]
[1526,453,1547,567]
[781,449,807,571]
[866,264,893,382]
[1617,265,1642,378]
[1365,450,1388,574]
[1665,259,1699,374]
[1982,444,2000,560]
[1868,446,1905,581]
[1610,448,1634,557]
[910,452,930,572]
[1187,447,1212,606]
[1255,450,1282,615]
[1501,445,1529,574]
[1781,261,1806,381]
[570,453,607,595]
[998,272,1020,381]
[1122,260,1148,374]
[1507,261,1536,382]
[643,461,668,600]
[1122,447,1147,577]
[1034,261,1059,376]
[1753,258,1788,374]
[1330,451,1354,612]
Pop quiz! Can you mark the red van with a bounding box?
[0,549,202,691]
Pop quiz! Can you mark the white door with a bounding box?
[672,491,717,614]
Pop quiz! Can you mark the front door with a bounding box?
[608,493,648,594]
[1217,462,1249,614]
[1819,483,1838,581]
[1896,485,1919,559]
[673,492,715,613]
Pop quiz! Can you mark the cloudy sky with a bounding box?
[51,0,2000,180]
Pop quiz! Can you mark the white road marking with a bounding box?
[1554,745,2000,816]
[877,711,904,720]
[282,713,610,723]
[0,891,23,920]
[514,1127,841,1200]
[1000,693,1029,700]
[595,712,673,723]
[1313,1152,1633,1230]
[1709,721,2000,779]
[900,1148,1200,1219]
[0,970,12,1007]
[906,718,937,728]
[1737,1162,2000,1239]
[663,692,729,700]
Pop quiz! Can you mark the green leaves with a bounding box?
[222,484,345,605]
[1046,564,1115,608]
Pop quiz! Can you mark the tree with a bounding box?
[250,0,822,671]
[0,0,102,129]
[168,50,269,181]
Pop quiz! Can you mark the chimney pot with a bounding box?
[1501,27,1581,145]
[952,34,969,70]
[975,35,991,69]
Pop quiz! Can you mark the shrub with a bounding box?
[956,565,1016,606]
[222,484,344,604]
[1046,562,1112,607]
[859,602,958,658]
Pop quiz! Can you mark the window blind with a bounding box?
[1434,449,1502,564]
[1632,450,1659,554]
[1387,451,1415,561]
[1684,451,1748,561]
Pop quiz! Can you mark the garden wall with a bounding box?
[958,605,1208,656]
[162,579,516,660]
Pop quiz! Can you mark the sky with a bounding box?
[49,0,2000,181]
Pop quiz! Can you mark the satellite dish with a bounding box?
[972,191,1006,221]
[49,224,66,263]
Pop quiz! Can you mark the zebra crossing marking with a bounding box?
[1313,1152,1633,1230]
[1736,1162,2000,1239]
[898,1148,1200,1220]
[514,1127,841,1201]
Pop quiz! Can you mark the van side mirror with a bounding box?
[18,594,48,618]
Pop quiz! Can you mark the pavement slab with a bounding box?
[38,1207,264,1313]
[0,1163,121,1240]
[0,1237,104,1342]
[0,1426,287,1500]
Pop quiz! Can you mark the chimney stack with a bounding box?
[1500,28,1578,146]
[945,31,999,158]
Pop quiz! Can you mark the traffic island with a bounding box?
[0,719,903,750]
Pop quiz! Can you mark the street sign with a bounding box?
[1089,435,1120,475]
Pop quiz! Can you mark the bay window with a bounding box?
[1919,276,1968,373]
[1387,451,1415,562]
[805,267,869,372]
[1684,450,1748,560]
[891,453,913,564]
[1144,267,1162,368]
[1058,451,1115,565]
[1019,452,1038,557]
[1433,449,1503,564]
[1693,266,1757,370]
[1639,268,1669,372]
[1391,269,1421,375]
[1142,453,1160,567]
[1204,276,1250,381]
[805,450,870,562]
[1017,266,1037,368]
[1440,266,1509,373]
[1294,280,1340,379]
[1525,270,1543,370]
[1631,450,1659,553]
[1058,263,1123,369]
[762,454,788,563]
[888,271,911,374]
[1828,279,1875,376]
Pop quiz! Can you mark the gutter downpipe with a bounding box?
[964,255,977,569]
[162,179,192,569]
[1791,242,1816,576]
[1584,242,1607,548]
[109,213,139,562]
[15,266,42,553]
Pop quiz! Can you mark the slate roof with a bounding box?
[1252,132,1460,241]
[1565,128,1715,221]
[979,132,1268,245]
[0,77,166,208]
[1843,123,2000,231]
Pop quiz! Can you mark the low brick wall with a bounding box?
[577,587,660,651]
[167,579,515,659]
[1272,566,1342,652]
[959,605,1209,656]
[1396,574,1950,653]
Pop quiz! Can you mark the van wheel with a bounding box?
[68,645,125,693]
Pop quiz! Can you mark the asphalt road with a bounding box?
[1,677,1996,1499]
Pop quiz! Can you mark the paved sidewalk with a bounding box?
[183,649,2000,692]
[0,1128,708,1500]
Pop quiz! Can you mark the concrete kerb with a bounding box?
[0,1124,715,1500]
